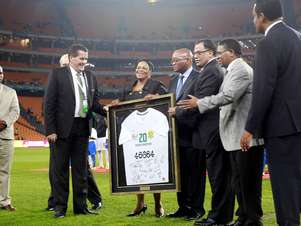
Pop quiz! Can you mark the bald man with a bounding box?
[167,48,205,220]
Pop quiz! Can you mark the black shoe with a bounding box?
[127,205,147,217]
[242,220,263,226]
[54,211,65,219]
[185,211,202,221]
[228,219,245,226]
[91,202,102,210]
[167,208,188,218]
[46,206,55,211]
[74,208,98,215]
[194,218,225,226]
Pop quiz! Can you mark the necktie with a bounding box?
[76,73,87,118]
[176,75,184,99]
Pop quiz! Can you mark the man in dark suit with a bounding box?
[240,1,301,225]
[46,54,102,212]
[191,40,234,226]
[44,44,106,218]
[167,48,205,220]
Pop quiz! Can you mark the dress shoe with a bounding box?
[166,208,187,218]
[155,207,165,218]
[45,206,55,211]
[230,220,244,226]
[54,211,65,218]
[75,208,99,215]
[91,202,102,210]
[243,220,263,226]
[185,211,202,221]
[194,217,225,226]
[127,205,147,217]
[1,204,16,212]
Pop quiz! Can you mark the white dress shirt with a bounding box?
[69,66,88,117]
[181,66,193,84]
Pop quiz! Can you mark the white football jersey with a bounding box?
[119,108,169,185]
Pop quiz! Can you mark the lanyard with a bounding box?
[75,73,88,100]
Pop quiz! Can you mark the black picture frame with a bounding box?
[107,93,180,194]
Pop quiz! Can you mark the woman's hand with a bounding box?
[144,94,159,101]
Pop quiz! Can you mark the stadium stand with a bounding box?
[0,0,299,140]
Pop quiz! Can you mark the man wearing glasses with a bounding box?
[178,39,264,226]
[167,48,204,221]
[177,40,234,226]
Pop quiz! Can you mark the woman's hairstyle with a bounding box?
[135,59,155,72]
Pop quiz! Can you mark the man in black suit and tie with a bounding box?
[167,48,205,220]
[46,54,102,212]
[241,1,301,225]
[44,44,106,218]
[191,40,234,226]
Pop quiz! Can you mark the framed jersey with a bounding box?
[107,93,180,194]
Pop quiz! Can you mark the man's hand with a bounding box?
[144,94,158,101]
[47,133,57,143]
[240,131,253,151]
[0,120,7,131]
[177,95,199,109]
[168,107,177,117]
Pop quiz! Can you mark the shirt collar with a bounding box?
[69,65,82,76]
[181,66,193,79]
[265,20,283,36]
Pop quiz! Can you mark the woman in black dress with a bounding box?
[115,60,167,217]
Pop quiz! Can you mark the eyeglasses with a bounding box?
[171,57,189,64]
[194,49,211,55]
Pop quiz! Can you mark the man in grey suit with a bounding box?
[0,65,20,212]
[178,39,264,226]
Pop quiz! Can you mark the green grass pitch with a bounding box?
[0,148,278,226]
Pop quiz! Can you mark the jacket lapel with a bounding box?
[66,67,75,97]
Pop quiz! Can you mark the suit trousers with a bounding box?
[229,146,264,225]
[266,132,301,226]
[177,145,206,216]
[52,118,89,214]
[204,133,234,223]
[0,139,14,207]
[48,141,102,208]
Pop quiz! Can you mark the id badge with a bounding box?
[82,100,88,113]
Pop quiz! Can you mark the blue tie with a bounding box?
[176,75,184,99]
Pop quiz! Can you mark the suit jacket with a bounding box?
[197,58,263,151]
[0,84,20,140]
[192,59,224,150]
[169,69,199,147]
[44,66,106,138]
[246,22,301,138]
